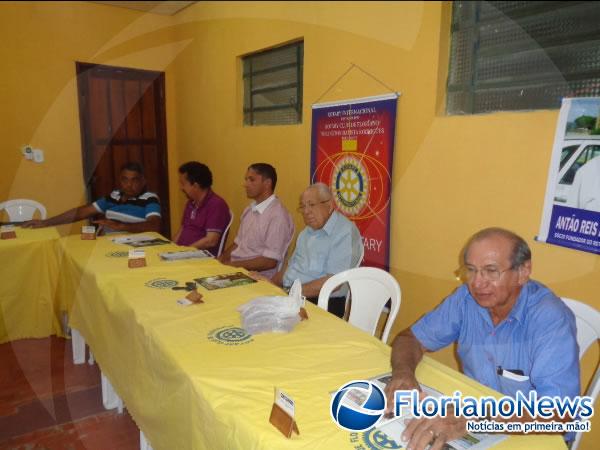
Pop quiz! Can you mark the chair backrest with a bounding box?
[216,210,234,257]
[276,223,296,272]
[561,297,600,450]
[317,267,401,343]
[354,242,365,268]
[0,199,47,221]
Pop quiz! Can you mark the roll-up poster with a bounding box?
[311,94,399,270]
[538,97,600,255]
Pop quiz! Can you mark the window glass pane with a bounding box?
[448,28,475,86]
[252,87,298,109]
[243,42,303,125]
[251,67,298,91]
[244,77,251,108]
[250,108,300,126]
[560,165,578,185]
[447,1,600,114]
[560,145,579,169]
[248,46,298,73]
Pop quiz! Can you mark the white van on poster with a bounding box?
[538,97,600,255]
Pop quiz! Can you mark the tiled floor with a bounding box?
[0,337,139,450]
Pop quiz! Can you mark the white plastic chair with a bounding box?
[341,242,365,315]
[317,267,401,343]
[140,431,154,450]
[0,199,46,221]
[101,372,124,413]
[561,298,600,450]
[216,210,234,257]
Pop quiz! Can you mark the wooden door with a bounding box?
[76,62,170,237]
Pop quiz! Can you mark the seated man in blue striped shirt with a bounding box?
[22,162,161,233]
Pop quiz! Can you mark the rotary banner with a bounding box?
[310,94,398,270]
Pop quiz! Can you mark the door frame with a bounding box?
[75,61,171,237]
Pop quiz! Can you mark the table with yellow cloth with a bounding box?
[0,227,64,343]
[57,234,567,450]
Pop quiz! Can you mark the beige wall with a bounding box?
[170,2,599,446]
[0,1,181,233]
[2,2,598,447]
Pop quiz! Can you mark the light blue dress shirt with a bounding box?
[412,281,580,401]
[283,211,361,288]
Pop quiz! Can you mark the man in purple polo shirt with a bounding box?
[219,163,294,278]
[174,162,230,256]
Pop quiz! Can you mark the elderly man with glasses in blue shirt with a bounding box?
[252,182,362,317]
[385,227,579,450]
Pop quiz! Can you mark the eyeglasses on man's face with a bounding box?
[459,265,515,282]
[296,200,329,213]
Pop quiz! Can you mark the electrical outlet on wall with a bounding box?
[21,145,33,160]
[32,149,44,163]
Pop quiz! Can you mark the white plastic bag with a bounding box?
[238,279,305,334]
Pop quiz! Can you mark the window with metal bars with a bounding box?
[243,41,303,125]
[447,1,600,114]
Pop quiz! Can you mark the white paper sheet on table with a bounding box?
[340,373,507,450]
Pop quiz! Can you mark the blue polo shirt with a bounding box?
[93,190,161,223]
[412,281,580,401]
[283,211,362,288]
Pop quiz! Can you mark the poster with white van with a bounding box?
[538,97,600,255]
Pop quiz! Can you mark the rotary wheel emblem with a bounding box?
[208,326,253,345]
[349,429,402,450]
[332,156,369,216]
[144,278,179,289]
[106,251,129,258]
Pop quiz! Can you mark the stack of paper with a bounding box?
[159,250,214,261]
[112,235,169,247]
[112,235,154,244]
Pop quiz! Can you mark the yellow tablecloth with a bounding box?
[59,234,566,450]
[0,227,63,343]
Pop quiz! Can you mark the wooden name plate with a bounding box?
[128,250,147,268]
[299,307,308,321]
[269,388,299,438]
[81,226,96,240]
[0,225,16,240]
[185,289,204,304]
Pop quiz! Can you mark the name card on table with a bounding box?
[0,225,17,240]
[128,249,147,268]
[176,289,204,307]
[269,388,299,438]
[81,226,96,240]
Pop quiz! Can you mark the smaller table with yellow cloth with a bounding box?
[57,233,567,450]
[0,227,64,343]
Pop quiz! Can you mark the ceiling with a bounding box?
[91,1,197,16]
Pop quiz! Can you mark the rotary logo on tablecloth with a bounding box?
[105,251,129,258]
[207,326,253,346]
[144,278,179,289]
[348,429,401,450]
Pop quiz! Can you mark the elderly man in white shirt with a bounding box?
[253,182,362,317]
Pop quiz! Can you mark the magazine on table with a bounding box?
[112,235,170,247]
[341,373,507,450]
[159,249,214,261]
[194,272,257,290]
[127,238,170,248]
